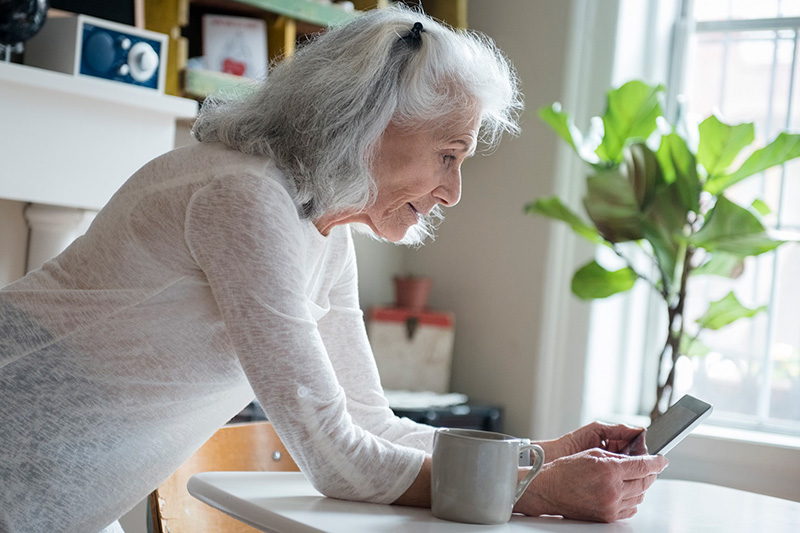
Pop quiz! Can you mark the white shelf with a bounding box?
[0,61,198,117]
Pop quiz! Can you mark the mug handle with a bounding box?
[514,444,545,503]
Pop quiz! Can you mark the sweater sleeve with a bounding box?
[184,173,425,504]
[317,230,436,453]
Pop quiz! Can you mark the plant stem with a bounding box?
[611,244,667,299]
[650,330,673,421]
[651,245,694,420]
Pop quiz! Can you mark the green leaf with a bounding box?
[680,335,712,357]
[751,198,771,216]
[640,183,689,290]
[571,260,638,299]
[689,196,784,256]
[583,168,644,242]
[693,251,744,278]
[695,291,767,330]
[697,116,755,178]
[596,81,665,164]
[524,196,607,245]
[625,143,661,210]
[539,103,583,153]
[706,132,800,194]
[655,133,701,213]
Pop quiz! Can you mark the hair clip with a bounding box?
[410,22,424,40]
[400,21,425,47]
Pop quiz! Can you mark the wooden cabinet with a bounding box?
[144,0,466,98]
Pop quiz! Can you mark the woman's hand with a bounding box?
[514,448,668,522]
[536,421,648,462]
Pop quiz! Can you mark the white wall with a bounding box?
[352,234,405,311]
[401,0,579,437]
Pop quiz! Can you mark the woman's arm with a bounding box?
[185,173,425,504]
[532,421,649,461]
[393,455,432,507]
[316,231,436,452]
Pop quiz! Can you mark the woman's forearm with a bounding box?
[392,455,432,507]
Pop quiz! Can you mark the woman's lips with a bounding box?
[411,202,434,216]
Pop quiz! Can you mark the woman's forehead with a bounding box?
[383,112,480,151]
[433,113,481,143]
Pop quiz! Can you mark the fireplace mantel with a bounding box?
[0,61,197,210]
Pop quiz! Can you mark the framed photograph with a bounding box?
[202,14,267,79]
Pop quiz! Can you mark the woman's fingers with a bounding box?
[622,493,646,508]
[626,430,649,455]
[619,454,669,480]
[620,473,660,498]
[615,492,647,521]
[618,476,657,502]
[616,506,639,521]
[575,421,647,454]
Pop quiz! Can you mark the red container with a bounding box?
[393,276,432,311]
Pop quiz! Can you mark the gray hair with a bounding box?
[192,4,522,242]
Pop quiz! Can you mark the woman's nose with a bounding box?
[434,168,462,207]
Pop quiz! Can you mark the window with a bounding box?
[671,0,800,434]
[587,0,800,436]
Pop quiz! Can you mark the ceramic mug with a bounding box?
[431,428,545,525]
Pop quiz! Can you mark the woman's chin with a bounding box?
[348,221,408,243]
[382,230,408,243]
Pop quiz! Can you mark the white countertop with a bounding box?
[188,471,800,532]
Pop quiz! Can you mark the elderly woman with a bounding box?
[0,6,666,532]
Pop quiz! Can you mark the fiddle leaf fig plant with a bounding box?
[527,80,800,420]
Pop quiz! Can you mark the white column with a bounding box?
[0,199,28,286]
[23,203,97,272]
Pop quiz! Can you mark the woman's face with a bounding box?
[362,115,480,242]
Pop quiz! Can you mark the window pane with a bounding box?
[780,0,800,17]
[769,246,800,422]
[680,253,772,416]
[693,0,800,21]
[693,0,734,22]
[686,30,793,222]
[686,33,726,116]
[690,31,790,126]
[729,0,780,20]
[779,161,800,227]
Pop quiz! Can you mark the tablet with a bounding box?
[634,394,713,455]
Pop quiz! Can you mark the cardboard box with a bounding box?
[367,307,455,394]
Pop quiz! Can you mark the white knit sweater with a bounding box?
[0,142,435,532]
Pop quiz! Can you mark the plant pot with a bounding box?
[393,276,432,312]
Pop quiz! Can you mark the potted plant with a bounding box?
[393,274,433,312]
[527,80,800,420]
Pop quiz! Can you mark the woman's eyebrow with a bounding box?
[450,138,477,153]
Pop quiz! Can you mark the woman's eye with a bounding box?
[443,154,457,164]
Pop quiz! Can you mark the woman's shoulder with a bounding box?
[169,142,273,175]
[160,142,290,198]
[181,144,304,225]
